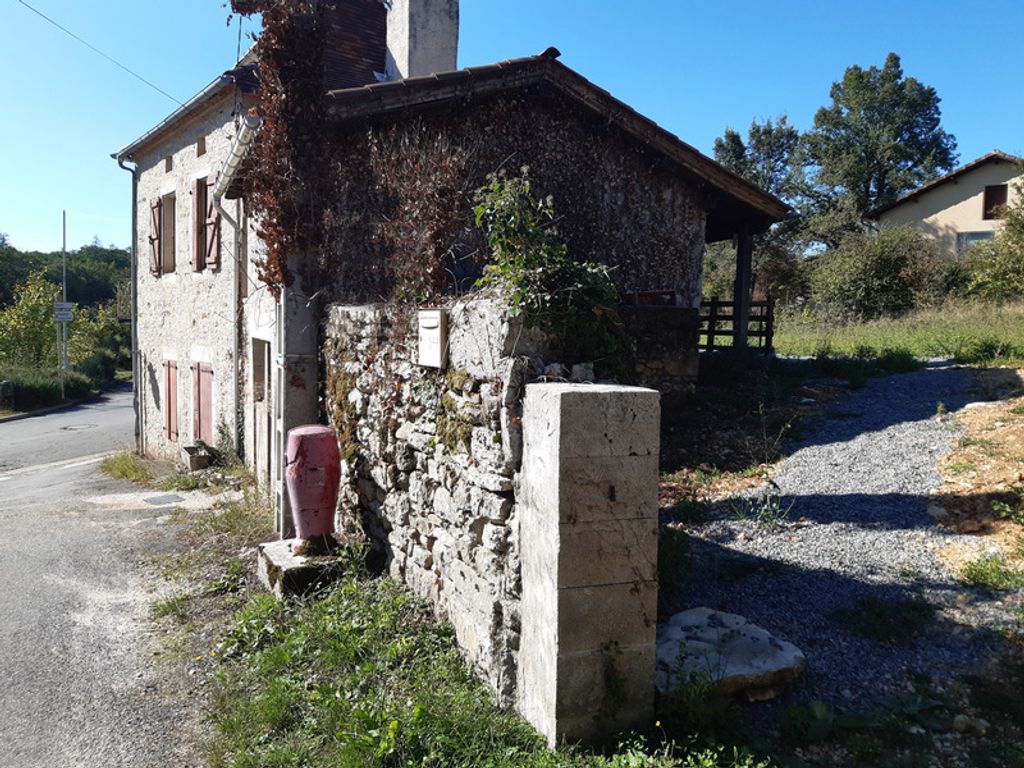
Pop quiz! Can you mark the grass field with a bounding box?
[774,301,1024,367]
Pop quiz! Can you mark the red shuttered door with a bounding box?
[192,363,214,444]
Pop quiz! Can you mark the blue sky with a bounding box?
[2,0,1021,252]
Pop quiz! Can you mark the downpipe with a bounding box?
[116,157,141,455]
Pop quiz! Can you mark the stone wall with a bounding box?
[324,297,547,702]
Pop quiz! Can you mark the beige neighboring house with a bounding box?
[867,150,1022,255]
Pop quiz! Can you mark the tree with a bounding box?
[805,52,957,216]
[714,115,804,202]
[711,116,809,302]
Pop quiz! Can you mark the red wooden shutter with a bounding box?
[163,361,178,442]
[149,199,162,276]
[192,362,201,442]
[200,364,214,444]
[192,179,206,272]
[205,176,222,270]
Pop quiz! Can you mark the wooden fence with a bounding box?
[699,296,775,353]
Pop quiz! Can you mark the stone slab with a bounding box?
[656,608,806,699]
[256,539,344,600]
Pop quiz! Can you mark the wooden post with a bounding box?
[707,296,719,352]
[765,295,775,354]
[733,227,753,350]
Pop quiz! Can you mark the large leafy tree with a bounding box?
[709,116,808,301]
[805,52,958,216]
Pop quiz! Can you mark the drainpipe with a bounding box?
[212,114,262,459]
[116,156,141,455]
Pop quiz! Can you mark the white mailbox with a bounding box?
[417,309,448,369]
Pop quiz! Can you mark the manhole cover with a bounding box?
[142,494,186,506]
[61,424,97,432]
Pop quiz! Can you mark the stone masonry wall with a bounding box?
[324,297,550,703]
[134,92,248,461]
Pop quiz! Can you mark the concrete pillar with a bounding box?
[274,271,320,537]
[518,383,660,747]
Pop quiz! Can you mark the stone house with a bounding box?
[867,150,1022,255]
[114,0,785,520]
[114,0,788,742]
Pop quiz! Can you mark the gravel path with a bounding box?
[670,362,1018,703]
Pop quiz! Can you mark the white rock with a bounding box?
[655,607,806,698]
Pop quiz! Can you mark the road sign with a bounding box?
[54,301,72,311]
[55,309,73,323]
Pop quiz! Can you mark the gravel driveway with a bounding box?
[668,363,1018,703]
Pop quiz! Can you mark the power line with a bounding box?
[16,0,184,106]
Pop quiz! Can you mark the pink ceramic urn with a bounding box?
[285,425,342,541]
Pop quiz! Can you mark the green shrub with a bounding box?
[0,364,92,410]
[474,168,633,376]
[810,227,943,320]
[966,179,1024,299]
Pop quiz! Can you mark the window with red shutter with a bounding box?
[149,199,162,277]
[205,176,222,270]
[192,363,215,444]
[193,178,207,272]
[163,361,178,442]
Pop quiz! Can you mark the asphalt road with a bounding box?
[0,389,197,767]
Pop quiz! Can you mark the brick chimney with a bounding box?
[385,0,459,80]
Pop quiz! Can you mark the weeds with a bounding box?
[993,490,1024,525]
[153,594,191,622]
[732,484,793,531]
[158,473,203,492]
[100,450,152,484]
[960,554,1024,591]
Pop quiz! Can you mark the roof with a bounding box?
[323,49,791,240]
[866,150,1023,220]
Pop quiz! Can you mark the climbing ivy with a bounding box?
[475,169,633,375]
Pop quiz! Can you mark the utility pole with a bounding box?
[62,210,68,371]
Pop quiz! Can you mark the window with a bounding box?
[192,177,221,272]
[160,193,176,273]
[148,195,177,277]
[252,340,271,402]
[196,136,206,157]
[983,184,1008,220]
[164,155,173,172]
[192,363,214,444]
[163,361,179,442]
[956,231,994,253]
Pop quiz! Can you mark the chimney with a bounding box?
[385,0,459,80]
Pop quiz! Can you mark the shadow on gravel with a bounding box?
[661,535,1008,705]
[782,363,978,454]
[732,490,1021,531]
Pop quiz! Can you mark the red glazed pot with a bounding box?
[285,425,341,540]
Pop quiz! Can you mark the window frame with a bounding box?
[983,184,1009,220]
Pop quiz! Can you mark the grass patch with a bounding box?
[960,554,1024,591]
[100,450,152,484]
[153,594,191,622]
[775,301,1024,367]
[209,568,769,768]
[157,472,203,492]
[828,595,935,645]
